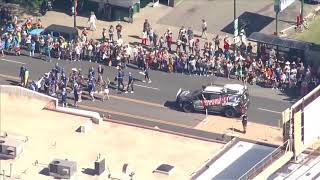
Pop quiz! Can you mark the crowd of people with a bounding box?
[1,8,319,104]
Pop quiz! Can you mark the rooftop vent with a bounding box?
[153,164,174,175]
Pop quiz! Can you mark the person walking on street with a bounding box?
[102,79,110,101]
[88,12,97,31]
[242,114,248,134]
[116,67,124,92]
[24,68,29,88]
[73,83,79,107]
[143,66,151,83]
[125,72,134,93]
[201,19,208,39]
[61,87,67,107]
[128,6,134,23]
[19,65,25,86]
[88,79,95,101]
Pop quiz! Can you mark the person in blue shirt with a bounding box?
[116,67,124,92]
[87,80,95,101]
[61,87,67,107]
[143,66,151,83]
[125,72,134,93]
[45,43,52,62]
[73,83,79,107]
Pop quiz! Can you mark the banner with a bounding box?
[275,0,296,12]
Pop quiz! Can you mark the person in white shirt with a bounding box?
[201,19,208,39]
[88,12,97,31]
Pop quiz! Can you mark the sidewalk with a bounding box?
[22,4,222,45]
[195,115,283,145]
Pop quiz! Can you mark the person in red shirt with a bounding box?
[223,37,230,51]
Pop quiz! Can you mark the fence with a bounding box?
[237,140,292,180]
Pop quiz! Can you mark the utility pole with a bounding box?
[234,0,236,22]
[275,0,280,36]
[74,0,77,28]
[301,0,304,22]
[276,11,279,36]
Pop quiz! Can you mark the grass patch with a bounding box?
[292,20,320,44]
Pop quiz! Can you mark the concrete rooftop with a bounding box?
[0,92,225,180]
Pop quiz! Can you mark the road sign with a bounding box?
[234,18,238,36]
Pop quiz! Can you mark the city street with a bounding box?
[0,54,292,128]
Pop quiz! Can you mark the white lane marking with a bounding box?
[134,84,160,91]
[1,58,25,65]
[258,108,282,114]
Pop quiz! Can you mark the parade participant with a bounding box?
[61,87,67,107]
[88,79,95,101]
[73,83,79,107]
[0,38,4,57]
[102,79,110,101]
[125,72,134,93]
[24,68,29,88]
[116,67,124,92]
[143,65,151,83]
[97,65,104,75]
[19,65,25,86]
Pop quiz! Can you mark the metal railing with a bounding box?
[237,140,292,180]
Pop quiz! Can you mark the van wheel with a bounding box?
[182,102,193,113]
[224,108,236,118]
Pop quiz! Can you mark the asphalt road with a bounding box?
[0,54,292,127]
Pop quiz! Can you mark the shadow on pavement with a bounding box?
[6,79,19,85]
[164,100,179,111]
[221,11,274,36]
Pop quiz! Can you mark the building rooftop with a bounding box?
[0,91,225,180]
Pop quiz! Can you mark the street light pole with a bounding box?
[234,0,236,22]
[276,11,279,36]
[74,0,77,28]
[301,0,304,22]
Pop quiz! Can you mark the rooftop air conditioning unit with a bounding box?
[49,159,77,179]
[0,137,24,159]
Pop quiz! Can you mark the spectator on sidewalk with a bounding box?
[128,6,134,23]
[143,19,151,34]
[116,22,123,40]
[108,25,114,42]
[88,12,97,31]
[201,19,208,39]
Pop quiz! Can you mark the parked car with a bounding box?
[176,84,250,117]
[30,24,78,41]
